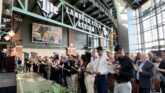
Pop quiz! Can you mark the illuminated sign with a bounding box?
[66,6,108,35]
[40,0,58,14]
[1,0,14,31]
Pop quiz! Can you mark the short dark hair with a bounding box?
[155,53,162,57]
[96,46,104,51]
[114,45,123,52]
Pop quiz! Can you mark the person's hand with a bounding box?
[156,68,161,71]
[136,65,142,72]
[135,64,139,71]
[138,68,142,72]
[115,69,120,75]
[94,72,101,75]
[114,64,121,69]
[57,65,61,69]
[67,70,71,72]
[78,68,82,72]
[113,67,120,75]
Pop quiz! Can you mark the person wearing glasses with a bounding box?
[113,45,135,93]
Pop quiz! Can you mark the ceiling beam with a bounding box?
[100,0,111,9]
[101,17,110,23]
[81,2,93,11]
[96,14,106,19]
[121,0,140,13]
[69,0,79,5]
[85,7,98,14]
[83,4,96,12]
[29,0,37,12]
[89,9,101,16]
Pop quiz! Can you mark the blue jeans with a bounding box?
[59,72,67,87]
[95,75,108,93]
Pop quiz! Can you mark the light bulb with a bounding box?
[4,35,10,41]
[8,29,15,37]
[83,3,86,7]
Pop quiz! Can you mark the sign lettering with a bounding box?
[42,0,58,14]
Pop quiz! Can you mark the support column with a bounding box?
[109,29,114,49]
[138,9,145,52]
[67,29,76,55]
[153,0,160,51]
[114,0,129,52]
[0,0,3,24]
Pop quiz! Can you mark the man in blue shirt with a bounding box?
[136,53,154,93]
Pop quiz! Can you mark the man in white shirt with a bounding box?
[94,46,109,93]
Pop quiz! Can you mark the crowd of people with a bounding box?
[22,45,165,93]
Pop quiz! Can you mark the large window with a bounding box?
[130,0,165,52]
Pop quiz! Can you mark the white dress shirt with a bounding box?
[94,54,110,75]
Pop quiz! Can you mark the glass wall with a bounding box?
[130,0,165,52]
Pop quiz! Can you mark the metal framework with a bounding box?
[131,0,165,52]
[13,0,117,41]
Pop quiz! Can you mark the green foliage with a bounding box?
[41,83,73,93]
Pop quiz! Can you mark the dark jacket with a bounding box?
[138,61,154,88]
[0,52,6,61]
[63,60,71,76]
[159,60,165,76]
[116,56,135,82]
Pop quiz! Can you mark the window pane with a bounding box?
[158,27,164,39]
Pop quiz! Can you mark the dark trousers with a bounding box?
[26,64,31,72]
[95,75,108,93]
[0,60,5,72]
[78,73,86,93]
[160,81,165,93]
[59,72,67,87]
[139,87,150,93]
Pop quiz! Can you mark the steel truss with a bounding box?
[13,0,115,40]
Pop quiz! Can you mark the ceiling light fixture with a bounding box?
[7,29,15,37]
[4,35,10,41]
[83,3,86,7]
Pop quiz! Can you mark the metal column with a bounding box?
[138,8,145,52]
[0,0,3,24]
[153,0,161,51]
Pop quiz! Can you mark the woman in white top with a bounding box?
[84,49,96,93]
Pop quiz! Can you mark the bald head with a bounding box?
[148,52,153,58]
[140,53,149,62]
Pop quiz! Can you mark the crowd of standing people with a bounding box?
[22,45,165,93]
